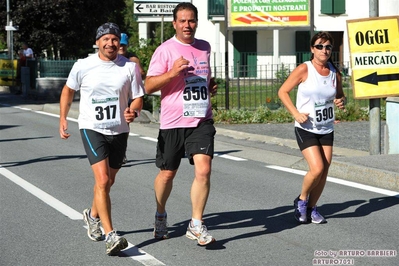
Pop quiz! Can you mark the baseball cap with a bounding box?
[96,22,121,40]
[120,33,129,45]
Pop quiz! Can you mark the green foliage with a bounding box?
[211,68,387,124]
[335,102,369,121]
[0,38,6,50]
[213,100,386,124]
[129,27,175,70]
[0,0,126,58]
[335,100,386,121]
[213,105,294,124]
[274,63,291,83]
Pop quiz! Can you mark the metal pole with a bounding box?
[6,0,10,59]
[224,0,230,110]
[369,0,381,155]
[309,0,314,38]
[161,15,164,43]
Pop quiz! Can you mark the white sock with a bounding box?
[105,231,113,241]
[88,209,98,221]
[191,218,202,227]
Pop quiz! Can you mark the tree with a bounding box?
[0,0,126,58]
[121,0,175,112]
[122,0,175,72]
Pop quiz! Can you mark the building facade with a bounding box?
[135,0,399,78]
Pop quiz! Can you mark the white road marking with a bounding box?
[35,110,62,118]
[215,153,248,161]
[11,106,247,163]
[140,136,158,142]
[266,165,399,197]
[0,166,82,220]
[122,243,165,265]
[0,165,165,265]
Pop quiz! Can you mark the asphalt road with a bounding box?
[215,120,386,153]
[1,104,398,266]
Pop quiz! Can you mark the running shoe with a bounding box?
[294,196,308,223]
[186,221,215,246]
[83,208,103,241]
[105,230,128,256]
[309,206,327,224]
[154,216,169,239]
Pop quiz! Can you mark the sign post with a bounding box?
[347,15,399,154]
[3,21,19,86]
[347,17,399,99]
[133,2,178,15]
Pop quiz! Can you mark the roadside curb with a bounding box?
[291,158,399,191]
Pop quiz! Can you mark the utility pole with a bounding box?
[309,0,314,38]
[6,0,10,58]
[369,0,381,155]
[224,0,230,110]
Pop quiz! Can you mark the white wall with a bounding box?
[138,0,399,75]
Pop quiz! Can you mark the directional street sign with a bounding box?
[357,72,399,86]
[347,16,399,99]
[134,2,178,15]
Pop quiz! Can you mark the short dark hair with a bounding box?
[310,31,334,47]
[310,31,340,72]
[173,2,198,21]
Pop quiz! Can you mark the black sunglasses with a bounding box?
[313,44,333,51]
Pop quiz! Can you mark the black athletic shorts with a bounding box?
[295,127,334,151]
[155,119,216,170]
[80,129,128,169]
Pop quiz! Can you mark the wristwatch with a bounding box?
[133,109,140,118]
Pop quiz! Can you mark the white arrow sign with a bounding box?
[134,3,178,15]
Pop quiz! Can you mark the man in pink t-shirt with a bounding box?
[145,2,217,246]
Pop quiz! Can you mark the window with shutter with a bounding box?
[321,0,345,15]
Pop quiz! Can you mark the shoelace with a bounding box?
[198,224,211,237]
[297,200,308,213]
[155,218,168,231]
[90,219,101,233]
[311,207,322,218]
[106,230,120,242]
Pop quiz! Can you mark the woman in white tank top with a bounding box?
[278,32,346,224]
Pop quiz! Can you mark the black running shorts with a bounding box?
[80,129,128,169]
[295,127,334,151]
[155,120,216,170]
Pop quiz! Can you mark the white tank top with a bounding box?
[295,61,337,134]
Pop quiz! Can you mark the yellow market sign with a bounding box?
[347,16,399,99]
[0,59,18,86]
[228,0,310,28]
